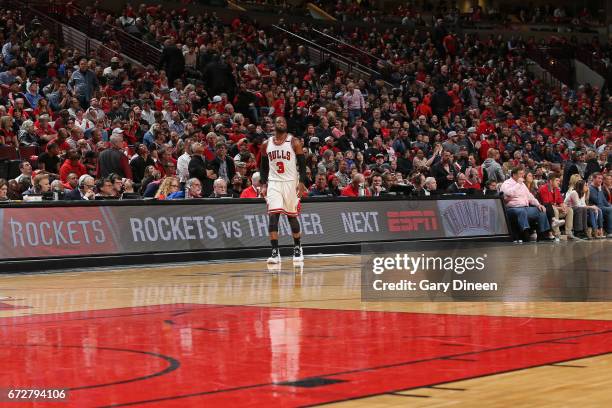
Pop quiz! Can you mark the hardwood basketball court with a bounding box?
[0,240,610,407]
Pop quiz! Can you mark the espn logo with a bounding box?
[387,211,438,232]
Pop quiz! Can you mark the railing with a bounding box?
[526,46,573,87]
[272,24,388,87]
[6,0,161,67]
[574,47,611,84]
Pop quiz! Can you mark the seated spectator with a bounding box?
[369,173,387,197]
[23,173,51,196]
[64,175,96,200]
[121,180,141,199]
[483,180,499,196]
[424,177,438,196]
[341,173,371,197]
[0,178,9,201]
[155,177,180,200]
[447,173,469,194]
[62,172,79,191]
[237,171,260,199]
[37,142,61,175]
[309,174,331,197]
[95,177,118,200]
[328,175,341,196]
[229,174,245,198]
[168,177,203,199]
[500,167,554,242]
[59,149,87,182]
[18,120,38,146]
[12,161,32,188]
[109,173,125,198]
[565,179,599,239]
[538,173,574,239]
[588,172,612,238]
[209,178,231,198]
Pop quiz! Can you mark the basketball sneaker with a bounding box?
[293,245,304,262]
[267,248,281,264]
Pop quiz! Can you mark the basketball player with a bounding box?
[259,116,307,263]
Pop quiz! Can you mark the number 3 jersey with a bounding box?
[266,134,298,183]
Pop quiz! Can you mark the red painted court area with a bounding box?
[1,304,611,407]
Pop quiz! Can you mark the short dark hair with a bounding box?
[510,166,524,177]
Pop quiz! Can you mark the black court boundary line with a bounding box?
[5,301,612,328]
[96,329,612,407]
[306,350,612,407]
[0,343,179,391]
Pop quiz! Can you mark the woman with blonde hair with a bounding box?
[155,176,180,200]
[566,173,582,193]
[0,115,17,146]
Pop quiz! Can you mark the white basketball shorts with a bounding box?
[266,180,300,216]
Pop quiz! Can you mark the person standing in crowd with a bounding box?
[209,141,235,185]
[188,142,214,197]
[69,58,98,109]
[343,82,365,125]
[97,132,132,179]
[158,38,185,85]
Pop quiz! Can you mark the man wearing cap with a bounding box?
[442,131,460,155]
[320,136,338,156]
[97,131,132,179]
[24,81,42,109]
[103,57,123,80]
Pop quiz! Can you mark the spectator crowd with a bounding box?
[0,1,610,243]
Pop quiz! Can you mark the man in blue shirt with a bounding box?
[24,81,42,109]
[589,172,612,238]
[69,58,98,109]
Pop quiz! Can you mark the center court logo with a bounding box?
[386,211,438,232]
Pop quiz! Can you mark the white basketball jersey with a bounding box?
[266,134,298,182]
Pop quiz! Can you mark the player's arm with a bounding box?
[259,139,269,197]
[292,136,308,197]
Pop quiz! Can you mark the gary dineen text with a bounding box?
[372,280,498,292]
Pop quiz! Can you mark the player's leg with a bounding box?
[288,215,303,262]
[267,212,281,264]
[266,181,283,263]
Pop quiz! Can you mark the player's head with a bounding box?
[274,116,287,133]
